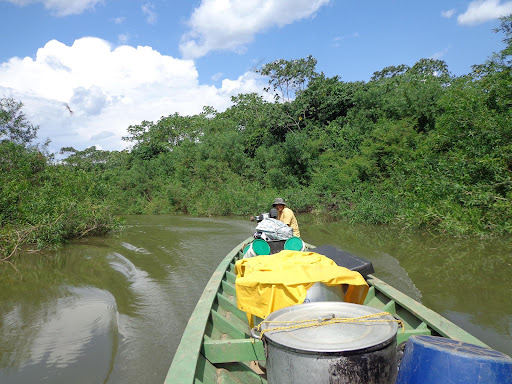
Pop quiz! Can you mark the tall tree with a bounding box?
[0,97,38,145]
[255,55,318,102]
[495,14,512,66]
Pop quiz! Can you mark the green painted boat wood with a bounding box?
[216,293,249,323]
[202,339,265,363]
[164,237,253,384]
[165,239,488,384]
[365,274,488,347]
[220,280,236,297]
[225,270,236,284]
[209,309,247,339]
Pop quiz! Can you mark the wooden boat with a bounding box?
[164,237,488,384]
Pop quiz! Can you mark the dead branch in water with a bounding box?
[1,213,65,262]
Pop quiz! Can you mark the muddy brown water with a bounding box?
[1,215,510,383]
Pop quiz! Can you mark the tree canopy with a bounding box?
[0,97,38,145]
[2,16,512,259]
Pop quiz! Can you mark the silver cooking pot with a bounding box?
[251,302,398,384]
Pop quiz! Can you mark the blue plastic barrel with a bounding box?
[396,335,512,384]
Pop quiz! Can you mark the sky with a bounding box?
[0,0,511,154]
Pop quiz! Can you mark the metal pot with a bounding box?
[253,282,344,326]
[304,282,345,303]
[252,302,398,384]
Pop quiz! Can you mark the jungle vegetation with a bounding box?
[1,16,511,258]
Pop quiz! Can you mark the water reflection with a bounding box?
[0,287,117,384]
[109,252,148,282]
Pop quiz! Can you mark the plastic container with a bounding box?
[243,239,271,258]
[284,236,305,251]
[396,335,512,384]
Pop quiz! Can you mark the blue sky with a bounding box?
[1,0,511,153]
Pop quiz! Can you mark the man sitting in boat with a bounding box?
[273,198,300,237]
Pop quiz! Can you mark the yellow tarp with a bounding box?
[235,250,369,327]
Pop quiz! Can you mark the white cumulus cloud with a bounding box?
[0,37,267,153]
[457,0,512,25]
[180,0,330,59]
[2,0,103,16]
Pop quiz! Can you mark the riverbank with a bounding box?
[0,142,121,260]
[3,17,512,256]
[2,204,509,263]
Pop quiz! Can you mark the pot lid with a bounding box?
[260,302,398,353]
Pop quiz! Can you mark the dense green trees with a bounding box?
[2,16,511,258]
[0,97,38,145]
[105,16,511,235]
[0,100,119,259]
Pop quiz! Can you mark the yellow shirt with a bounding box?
[278,207,300,237]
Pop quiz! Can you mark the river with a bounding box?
[0,214,510,383]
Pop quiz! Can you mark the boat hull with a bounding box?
[165,237,490,384]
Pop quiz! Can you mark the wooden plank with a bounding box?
[164,237,254,384]
[217,290,236,306]
[211,309,247,339]
[217,362,267,384]
[228,262,237,273]
[221,280,236,297]
[397,328,432,344]
[213,304,250,337]
[202,339,265,363]
[394,304,426,330]
[366,274,488,347]
[225,270,237,284]
[217,293,248,323]
[382,299,396,314]
[364,286,376,303]
[194,353,218,384]
[417,321,429,329]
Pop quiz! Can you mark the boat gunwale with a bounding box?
[365,274,488,347]
[163,236,253,384]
